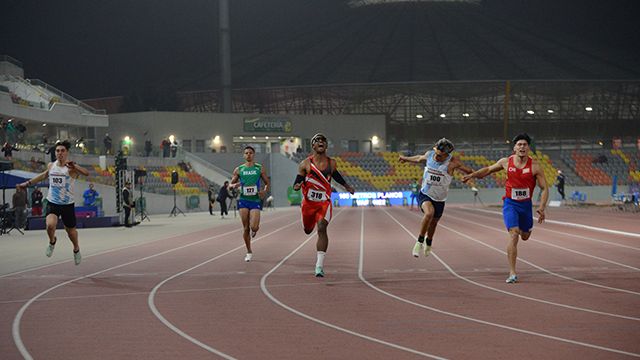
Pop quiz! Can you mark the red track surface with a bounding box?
[1,206,639,359]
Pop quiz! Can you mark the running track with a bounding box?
[1,206,639,359]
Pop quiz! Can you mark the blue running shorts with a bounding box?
[502,198,533,232]
[238,199,262,210]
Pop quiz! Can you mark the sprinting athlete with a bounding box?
[293,133,354,277]
[399,138,473,258]
[463,133,548,283]
[230,146,270,262]
[17,140,89,265]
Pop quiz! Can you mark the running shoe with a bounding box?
[251,230,257,238]
[315,266,325,277]
[424,245,432,257]
[73,251,82,266]
[244,253,253,262]
[45,237,56,257]
[412,242,423,257]
[505,274,518,284]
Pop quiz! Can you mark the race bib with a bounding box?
[511,188,530,200]
[426,173,443,185]
[307,189,327,202]
[51,175,66,188]
[242,185,258,196]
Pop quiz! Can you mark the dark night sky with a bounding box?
[2,0,639,102]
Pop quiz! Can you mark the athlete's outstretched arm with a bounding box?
[451,156,474,175]
[534,161,549,223]
[462,157,507,183]
[16,164,51,189]
[292,160,308,191]
[398,153,427,164]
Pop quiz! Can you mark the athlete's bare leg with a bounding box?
[427,217,440,240]
[64,226,80,252]
[239,208,251,253]
[249,209,261,237]
[507,227,520,276]
[45,214,57,244]
[419,201,435,237]
[316,219,328,252]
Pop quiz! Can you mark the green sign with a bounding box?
[244,117,292,133]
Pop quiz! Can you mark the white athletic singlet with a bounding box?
[47,162,75,205]
[420,150,452,201]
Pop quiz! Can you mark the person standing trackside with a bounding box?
[31,187,44,216]
[463,133,549,283]
[556,170,566,201]
[217,181,230,218]
[12,187,27,229]
[122,181,134,227]
[208,185,217,215]
[16,140,90,265]
[83,183,99,206]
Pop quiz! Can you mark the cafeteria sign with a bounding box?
[244,117,292,133]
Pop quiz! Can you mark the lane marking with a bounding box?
[467,207,640,238]
[12,214,293,360]
[383,209,640,321]
[447,210,640,271]
[367,208,640,357]
[454,208,640,251]
[259,210,447,359]
[147,221,300,360]
[0,211,294,279]
[403,208,640,296]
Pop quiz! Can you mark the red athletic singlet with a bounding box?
[301,156,333,231]
[504,155,536,201]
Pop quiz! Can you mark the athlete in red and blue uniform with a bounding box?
[463,133,548,283]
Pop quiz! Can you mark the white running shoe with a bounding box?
[412,242,423,257]
[315,266,325,277]
[73,251,82,266]
[45,237,57,258]
[506,274,518,284]
[244,253,253,262]
[424,245,432,257]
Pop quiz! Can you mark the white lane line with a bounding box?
[447,211,640,271]
[403,208,640,296]
[467,207,640,238]
[0,212,294,279]
[11,221,266,360]
[382,209,640,321]
[259,210,447,359]
[369,209,640,357]
[452,208,640,251]
[147,221,300,360]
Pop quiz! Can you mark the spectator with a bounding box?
[2,142,19,160]
[144,139,153,157]
[208,185,217,215]
[104,133,113,155]
[83,183,100,206]
[122,181,134,227]
[556,170,566,200]
[217,181,230,218]
[170,139,178,157]
[161,138,171,158]
[31,187,44,216]
[12,187,27,229]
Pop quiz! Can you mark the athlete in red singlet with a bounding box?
[463,133,548,283]
[293,133,355,277]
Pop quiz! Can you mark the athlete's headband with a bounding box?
[311,133,327,144]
